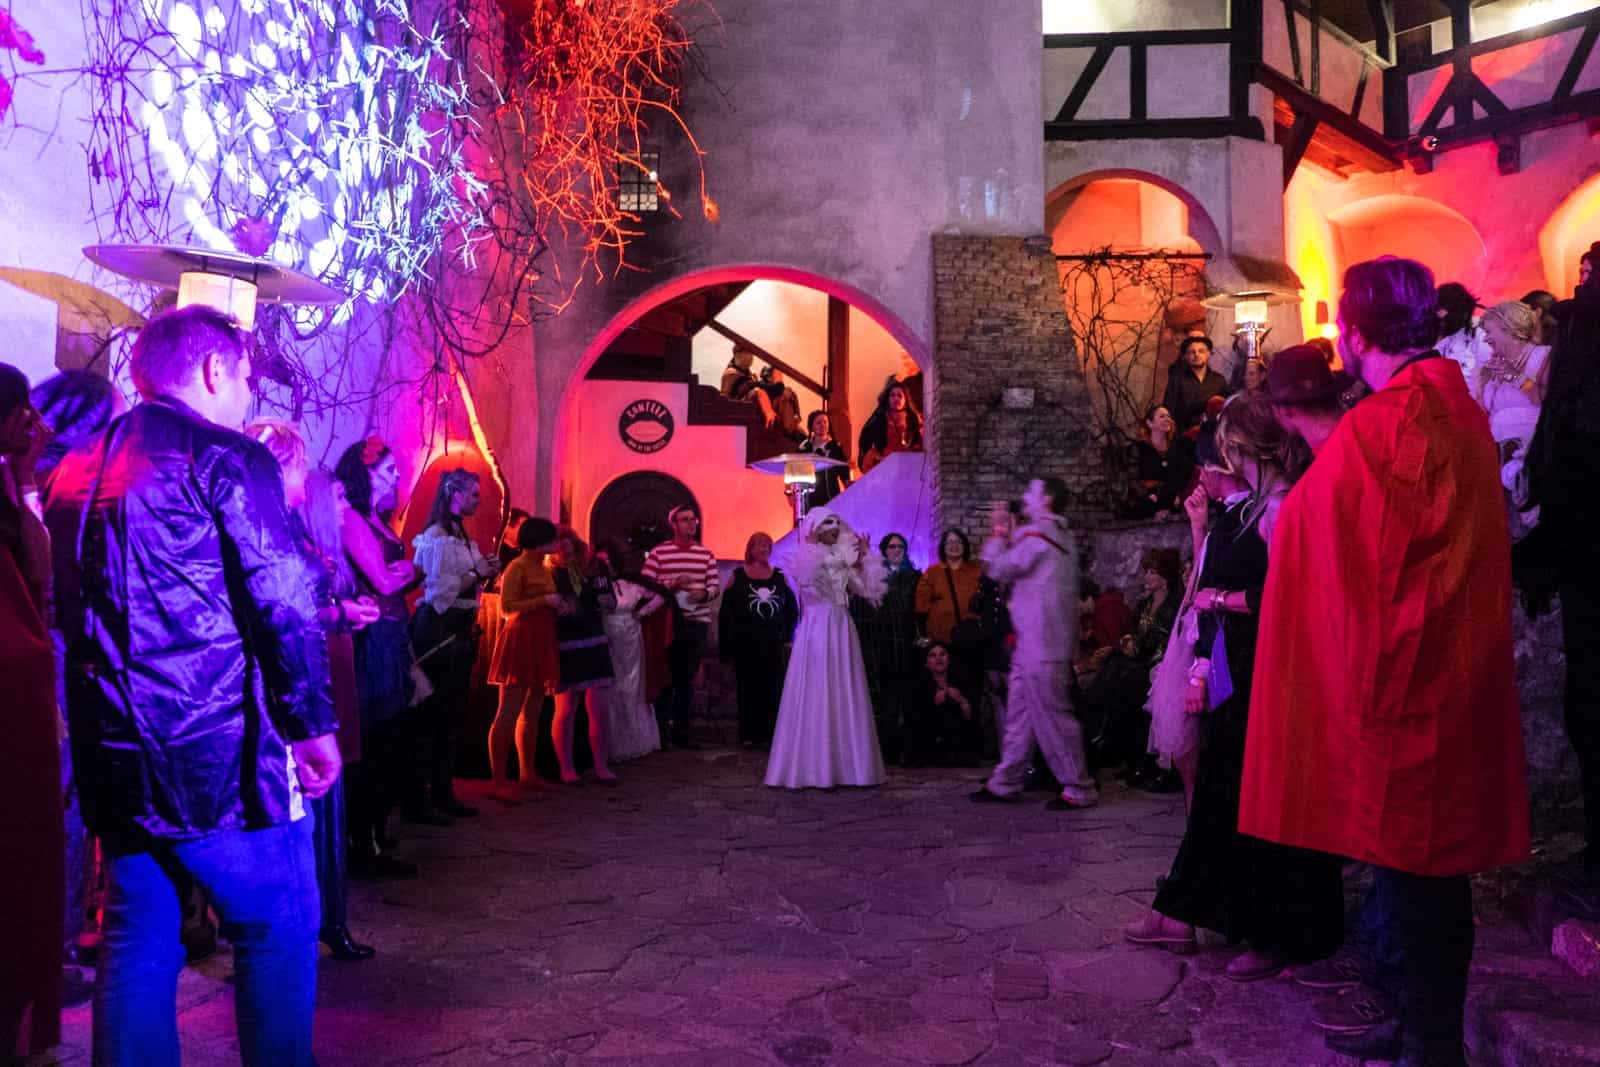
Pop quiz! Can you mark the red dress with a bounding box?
[1239,358,1530,877]
[488,555,559,691]
[0,546,62,1057]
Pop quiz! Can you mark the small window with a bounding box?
[618,151,660,214]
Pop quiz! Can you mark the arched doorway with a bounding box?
[589,472,699,555]
[1046,172,1219,446]
[554,265,930,560]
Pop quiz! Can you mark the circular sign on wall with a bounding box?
[619,398,675,453]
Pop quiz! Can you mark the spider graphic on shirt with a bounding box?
[747,582,783,622]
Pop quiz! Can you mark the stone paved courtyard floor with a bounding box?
[49,749,1600,1065]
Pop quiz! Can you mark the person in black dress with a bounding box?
[719,532,799,747]
[850,532,921,762]
[798,411,850,506]
[1123,391,1340,979]
[1126,405,1193,518]
[550,529,618,783]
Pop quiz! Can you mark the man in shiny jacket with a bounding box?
[45,305,339,1067]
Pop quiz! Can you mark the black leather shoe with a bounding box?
[434,797,479,818]
[320,926,376,961]
[402,805,454,827]
[1325,1017,1401,1062]
[1045,795,1098,811]
[969,787,1021,804]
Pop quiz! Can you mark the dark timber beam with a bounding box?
[826,297,852,463]
[1366,0,1395,63]
[1282,110,1320,185]
[704,319,828,398]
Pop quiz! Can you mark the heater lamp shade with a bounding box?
[1233,298,1269,326]
[178,272,259,330]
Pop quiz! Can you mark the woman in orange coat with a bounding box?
[1240,258,1529,1066]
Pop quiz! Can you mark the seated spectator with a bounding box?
[1242,357,1267,392]
[904,642,980,767]
[1162,336,1230,435]
[757,366,804,441]
[858,382,923,473]
[1126,405,1192,518]
[721,343,778,428]
[1080,548,1183,789]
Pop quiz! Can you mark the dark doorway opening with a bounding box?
[589,471,699,554]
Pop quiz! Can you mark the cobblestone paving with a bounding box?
[49,750,1600,1065]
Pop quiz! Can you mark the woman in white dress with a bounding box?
[1476,300,1550,540]
[765,507,888,789]
[596,541,665,762]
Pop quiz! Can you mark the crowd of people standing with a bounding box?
[3,245,1598,1067]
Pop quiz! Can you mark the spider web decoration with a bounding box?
[72,0,715,426]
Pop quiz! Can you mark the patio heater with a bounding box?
[82,244,345,329]
[750,452,847,528]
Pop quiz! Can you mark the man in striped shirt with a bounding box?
[643,505,720,749]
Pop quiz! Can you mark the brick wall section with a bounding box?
[930,234,1111,541]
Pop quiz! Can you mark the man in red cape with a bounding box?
[1239,257,1529,1067]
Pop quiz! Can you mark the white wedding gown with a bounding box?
[764,551,886,789]
[603,579,661,762]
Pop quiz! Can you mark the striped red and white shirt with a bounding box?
[642,540,720,622]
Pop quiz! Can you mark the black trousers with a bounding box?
[347,713,407,853]
[1376,867,1474,1066]
[656,620,707,744]
[1559,566,1600,877]
[309,778,348,932]
[410,606,478,806]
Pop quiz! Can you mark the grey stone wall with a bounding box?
[929,234,1112,540]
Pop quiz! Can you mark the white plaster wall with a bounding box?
[1042,0,1226,34]
[521,0,1049,514]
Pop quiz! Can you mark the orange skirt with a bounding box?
[488,609,559,691]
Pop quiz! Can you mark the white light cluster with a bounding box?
[132,0,484,322]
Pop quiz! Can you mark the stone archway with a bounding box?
[588,471,699,556]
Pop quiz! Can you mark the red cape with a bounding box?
[1239,358,1530,876]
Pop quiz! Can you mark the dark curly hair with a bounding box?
[1339,257,1440,355]
[333,440,388,518]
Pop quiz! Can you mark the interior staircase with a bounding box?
[586,280,795,462]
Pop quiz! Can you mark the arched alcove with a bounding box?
[1326,195,1488,296]
[551,265,928,559]
[588,471,699,555]
[1539,172,1600,298]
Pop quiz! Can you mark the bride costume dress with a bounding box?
[764,508,889,788]
[603,578,664,761]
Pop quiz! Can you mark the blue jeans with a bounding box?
[94,819,320,1067]
[1359,868,1405,997]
